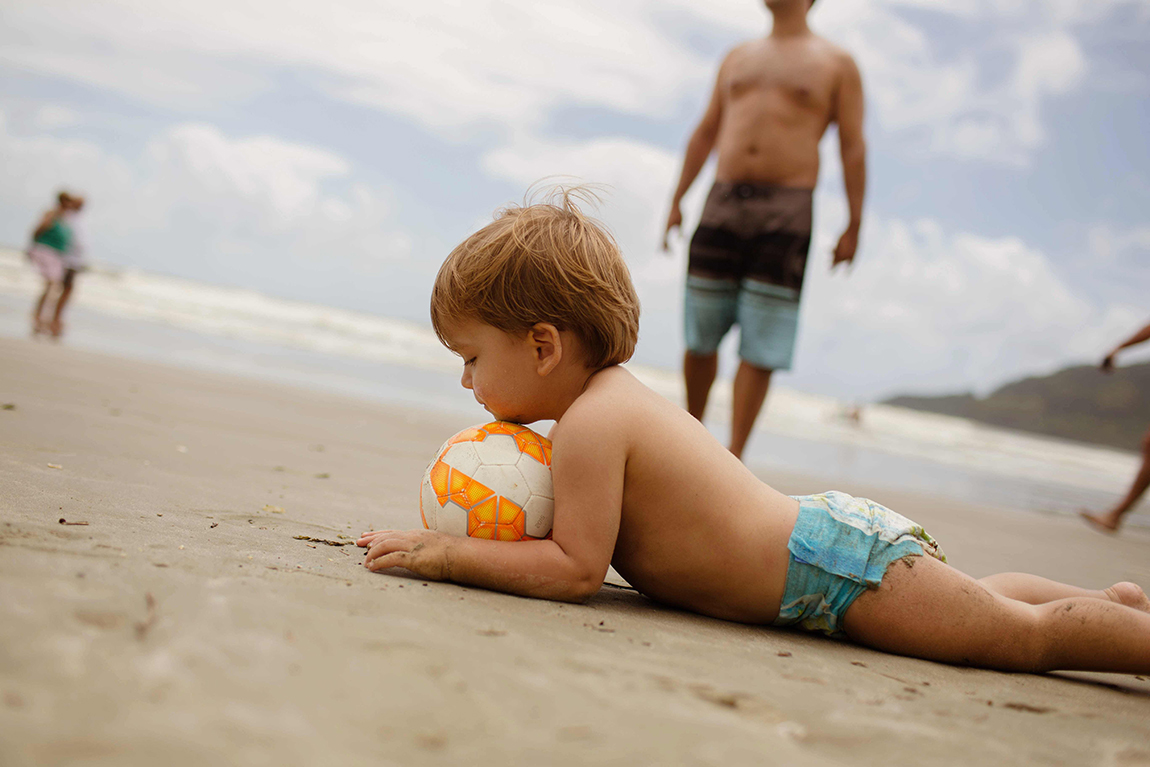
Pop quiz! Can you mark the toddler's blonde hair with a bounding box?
[431,186,640,369]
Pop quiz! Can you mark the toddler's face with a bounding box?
[441,319,545,424]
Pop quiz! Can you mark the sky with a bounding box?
[1,0,1148,401]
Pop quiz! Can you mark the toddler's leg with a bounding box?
[979,573,1150,613]
[842,556,1150,674]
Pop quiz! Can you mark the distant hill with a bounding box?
[883,362,1150,452]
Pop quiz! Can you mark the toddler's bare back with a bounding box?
[557,366,799,623]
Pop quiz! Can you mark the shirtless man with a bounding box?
[662,0,866,459]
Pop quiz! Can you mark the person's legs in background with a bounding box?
[730,280,800,459]
[32,280,53,335]
[1081,424,1150,532]
[683,275,738,422]
[730,361,773,459]
[48,269,77,337]
[684,351,718,420]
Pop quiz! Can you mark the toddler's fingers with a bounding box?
[356,529,394,545]
[365,550,409,572]
[366,536,409,562]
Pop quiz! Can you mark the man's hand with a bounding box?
[1100,353,1117,373]
[832,226,859,269]
[662,203,683,252]
[357,528,451,581]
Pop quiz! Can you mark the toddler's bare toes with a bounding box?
[1104,582,1150,614]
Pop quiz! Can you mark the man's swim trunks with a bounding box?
[684,182,813,370]
[772,491,947,638]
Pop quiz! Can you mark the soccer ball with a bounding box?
[420,421,554,541]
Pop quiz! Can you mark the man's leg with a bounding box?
[682,273,737,423]
[844,555,1150,673]
[1081,424,1150,531]
[729,360,772,459]
[683,351,718,421]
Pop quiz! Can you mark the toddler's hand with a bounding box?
[357,529,451,581]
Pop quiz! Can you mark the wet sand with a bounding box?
[2,336,1149,766]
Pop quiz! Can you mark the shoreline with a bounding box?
[1,282,1144,530]
[2,335,1149,764]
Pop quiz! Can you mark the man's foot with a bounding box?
[31,316,45,336]
[1104,582,1150,614]
[48,318,64,338]
[1079,510,1119,533]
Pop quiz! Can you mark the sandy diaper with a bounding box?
[773,491,946,637]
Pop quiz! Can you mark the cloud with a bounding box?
[789,212,1142,398]
[138,124,351,230]
[5,0,1140,164]
[0,115,410,279]
[478,128,1132,398]
[1089,222,1150,265]
[481,134,679,257]
[654,0,1138,163]
[31,104,80,130]
[882,0,1149,26]
[2,1,1144,400]
[0,113,135,225]
[0,0,709,138]
[1081,222,1150,307]
[479,132,712,367]
[809,4,1093,163]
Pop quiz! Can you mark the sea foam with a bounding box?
[0,248,1139,512]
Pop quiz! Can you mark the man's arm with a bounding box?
[832,54,866,268]
[359,405,625,603]
[1102,321,1150,372]
[663,59,727,250]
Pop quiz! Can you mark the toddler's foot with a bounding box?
[1079,510,1119,533]
[1103,582,1150,614]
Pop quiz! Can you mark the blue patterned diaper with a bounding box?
[773,491,946,637]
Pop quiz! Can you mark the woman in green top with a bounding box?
[27,191,85,337]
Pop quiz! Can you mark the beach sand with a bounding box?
[2,335,1149,766]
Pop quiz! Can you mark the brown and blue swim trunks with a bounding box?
[685,182,813,370]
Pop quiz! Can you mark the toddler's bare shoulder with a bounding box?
[556,376,648,436]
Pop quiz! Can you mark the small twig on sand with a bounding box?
[135,593,157,640]
[58,518,89,526]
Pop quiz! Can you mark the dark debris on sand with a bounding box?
[293,535,350,547]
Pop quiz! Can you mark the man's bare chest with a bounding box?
[725,54,837,115]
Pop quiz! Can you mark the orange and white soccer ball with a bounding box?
[420,421,554,541]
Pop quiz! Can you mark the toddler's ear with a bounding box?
[530,323,562,375]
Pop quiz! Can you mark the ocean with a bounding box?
[1,248,1144,527]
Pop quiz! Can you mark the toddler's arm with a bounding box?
[359,403,626,602]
